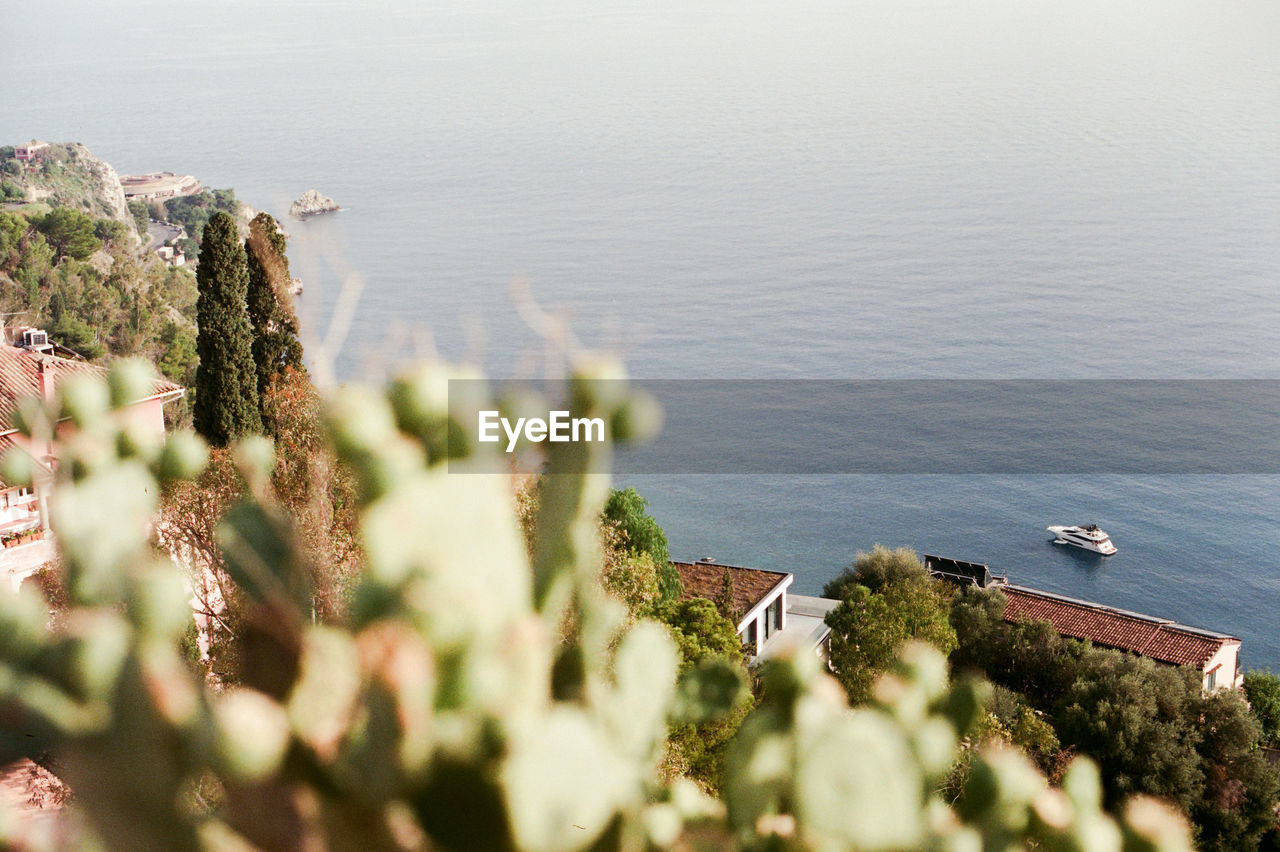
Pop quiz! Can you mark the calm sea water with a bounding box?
[7,1,1280,664]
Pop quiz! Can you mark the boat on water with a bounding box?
[1047,523,1117,555]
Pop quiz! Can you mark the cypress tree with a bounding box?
[245,212,305,432]
[715,567,741,623]
[194,212,262,446]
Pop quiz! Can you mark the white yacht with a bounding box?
[1047,523,1117,555]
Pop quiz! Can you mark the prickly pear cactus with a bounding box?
[0,359,1193,851]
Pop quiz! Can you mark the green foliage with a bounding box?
[951,585,1280,849]
[825,576,958,704]
[985,684,1063,769]
[0,201,199,409]
[1055,651,1205,811]
[652,597,745,669]
[162,188,239,244]
[194,211,262,447]
[651,598,750,791]
[0,211,27,270]
[713,566,740,623]
[0,361,1197,851]
[244,212,304,432]
[93,217,129,247]
[1244,671,1280,747]
[158,320,198,387]
[51,313,105,359]
[0,180,24,201]
[34,207,101,260]
[127,199,149,237]
[1191,690,1280,851]
[602,486,680,600]
[823,543,927,598]
[949,585,1089,708]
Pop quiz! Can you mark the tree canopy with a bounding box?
[650,598,744,670]
[602,487,681,600]
[822,543,928,599]
[34,207,101,260]
[825,576,957,704]
[1244,671,1280,748]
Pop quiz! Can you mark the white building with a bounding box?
[672,558,839,663]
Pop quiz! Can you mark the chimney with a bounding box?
[37,356,54,403]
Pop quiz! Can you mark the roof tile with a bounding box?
[0,346,181,432]
[1001,585,1233,669]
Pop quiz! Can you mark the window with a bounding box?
[1206,667,1218,691]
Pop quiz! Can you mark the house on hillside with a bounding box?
[926,555,1242,693]
[14,142,48,163]
[0,327,184,590]
[672,558,839,662]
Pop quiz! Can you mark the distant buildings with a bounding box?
[14,142,48,163]
[120,172,201,201]
[155,245,186,267]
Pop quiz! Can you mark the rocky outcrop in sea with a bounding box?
[289,190,340,218]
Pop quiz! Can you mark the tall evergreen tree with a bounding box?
[245,212,305,432]
[194,212,261,446]
[714,567,740,623]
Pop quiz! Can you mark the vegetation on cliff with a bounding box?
[0,142,132,225]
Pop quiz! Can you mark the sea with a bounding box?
[6,0,1280,666]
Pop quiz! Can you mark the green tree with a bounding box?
[825,580,958,704]
[245,212,304,431]
[1190,690,1280,851]
[651,597,750,790]
[1054,651,1205,813]
[193,211,261,446]
[93,218,129,247]
[127,199,149,237]
[823,543,928,598]
[948,586,1089,709]
[652,597,744,667]
[949,586,1280,849]
[602,487,681,600]
[1244,671,1280,747]
[713,566,740,623]
[0,212,27,271]
[158,320,199,387]
[34,207,101,260]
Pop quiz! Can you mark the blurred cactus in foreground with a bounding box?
[0,359,1194,850]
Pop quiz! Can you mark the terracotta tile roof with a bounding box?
[0,346,181,432]
[1001,585,1236,669]
[673,559,790,617]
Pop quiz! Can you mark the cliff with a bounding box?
[8,142,133,226]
